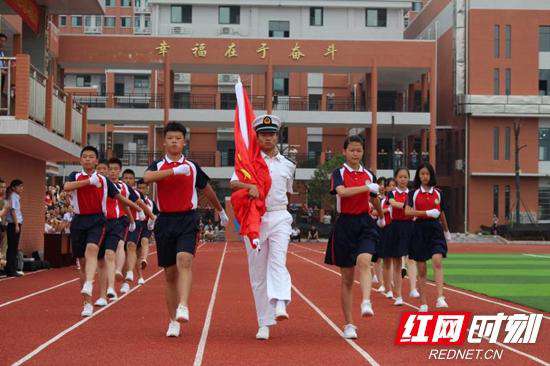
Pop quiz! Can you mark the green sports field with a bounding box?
[427,253,550,312]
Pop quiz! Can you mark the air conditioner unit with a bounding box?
[218,74,238,84]
[171,26,183,34]
[85,26,101,34]
[175,73,190,83]
[220,27,231,35]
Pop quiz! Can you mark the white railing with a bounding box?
[52,87,66,135]
[0,57,15,115]
[29,66,47,124]
[72,103,83,144]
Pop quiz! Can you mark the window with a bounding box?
[310,7,323,26]
[72,16,82,27]
[59,15,67,27]
[505,25,511,58]
[121,17,132,28]
[505,68,511,95]
[539,187,550,221]
[539,26,550,52]
[171,5,192,23]
[412,1,422,11]
[493,68,500,95]
[76,75,91,87]
[121,0,131,6]
[366,8,387,27]
[505,185,511,220]
[105,0,114,6]
[540,70,550,95]
[493,127,500,160]
[494,25,500,58]
[134,75,149,89]
[505,127,511,160]
[269,21,289,38]
[540,128,550,161]
[219,6,240,24]
[135,16,141,28]
[273,72,289,95]
[104,16,116,27]
[144,15,150,28]
[493,185,499,217]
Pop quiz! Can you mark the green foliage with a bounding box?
[307,155,345,210]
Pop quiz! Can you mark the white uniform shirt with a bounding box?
[231,151,295,210]
[6,192,23,224]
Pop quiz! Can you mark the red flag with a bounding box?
[230,80,271,248]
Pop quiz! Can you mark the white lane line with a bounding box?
[11,269,164,366]
[523,253,550,259]
[193,242,228,366]
[0,251,158,311]
[293,244,550,320]
[290,251,550,366]
[0,269,48,282]
[292,284,380,366]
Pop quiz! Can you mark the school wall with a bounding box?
[0,146,46,255]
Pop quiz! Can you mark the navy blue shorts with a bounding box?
[409,220,448,262]
[139,221,153,244]
[325,213,379,268]
[385,220,415,258]
[70,214,106,258]
[99,217,128,259]
[371,225,384,262]
[126,220,143,245]
[154,211,199,267]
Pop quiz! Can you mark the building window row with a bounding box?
[540,128,550,161]
[492,68,511,95]
[540,26,550,52]
[494,24,511,58]
[59,15,150,29]
[493,126,511,161]
[493,184,512,220]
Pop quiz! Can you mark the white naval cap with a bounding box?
[253,114,281,133]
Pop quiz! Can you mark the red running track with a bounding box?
[0,242,548,366]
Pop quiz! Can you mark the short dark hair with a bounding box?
[394,167,410,178]
[122,169,135,177]
[376,177,386,185]
[137,179,146,185]
[97,159,108,166]
[0,178,4,184]
[163,122,187,137]
[343,135,364,149]
[385,178,396,188]
[10,179,23,188]
[413,162,437,189]
[107,157,122,168]
[80,145,99,158]
[0,33,7,40]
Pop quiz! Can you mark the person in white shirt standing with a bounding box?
[230,114,296,340]
[5,179,24,277]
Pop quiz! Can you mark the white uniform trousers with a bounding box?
[245,210,293,327]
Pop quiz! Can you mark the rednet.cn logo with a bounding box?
[395,312,544,361]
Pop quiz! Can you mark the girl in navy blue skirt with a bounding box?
[405,162,448,312]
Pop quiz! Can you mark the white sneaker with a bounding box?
[361,300,374,317]
[115,271,123,282]
[175,304,189,323]
[81,302,93,317]
[81,281,93,297]
[256,326,269,340]
[138,277,145,285]
[394,297,404,306]
[120,282,130,294]
[94,297,108,307]
[385,291,394,299]
[166,320,181,337]
[275,300,289,321]
[372,275,379,284]
[436,296,449,308]
[125,271,134,282]
[419,304,428,312]
[343,324,358,339]
[409,289,420,298]
[107,287,117,301]
[16,271,24,276]
[376,285,386,293]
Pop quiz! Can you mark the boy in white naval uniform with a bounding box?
[230,114,295,340]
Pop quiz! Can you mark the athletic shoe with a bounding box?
[409,289,420,298]
[16,271,24,276]
[384,291,394,299]
[107,287,117,301]
[343,324,358,339]
[140,259,147,270]
[175,304,189,323]
[436,296,449,308]
[81,281,93,297]
[419,304,428,312]
[81,302,93,317]
[376,285,386,293]
[138,277,145,285]
[120,282,130,294]
[372,275,379,284]
[401,268,407,278]
[115,271,123,282]
[361,300,374,317]
[256,326,269,340]
[394,297,404,306]
[94,297,108,307]
[166,320,181,337]
[125,271,134,282]
[275,300,289,321]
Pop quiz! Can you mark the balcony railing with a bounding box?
[29,65,47,124]
[0,57,15,115]
[72,99,83,145]
[52,86,66,135]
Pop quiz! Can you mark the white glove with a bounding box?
[219,210,229,227]
[89,173,101,188]
[377,217,386,228]
[426,209,441,219]
[252,238,261,252]
[128,221,136,232]
[147,218,155,231]
[444,231,452,242]
[172,164,190,176]
[366,182,379,194]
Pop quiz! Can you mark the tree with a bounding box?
[307,155,345,211]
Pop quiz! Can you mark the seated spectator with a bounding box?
[322,213,331,225]
[203,222,215,242]
[290,226,301,242]
[307,225,319,241]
